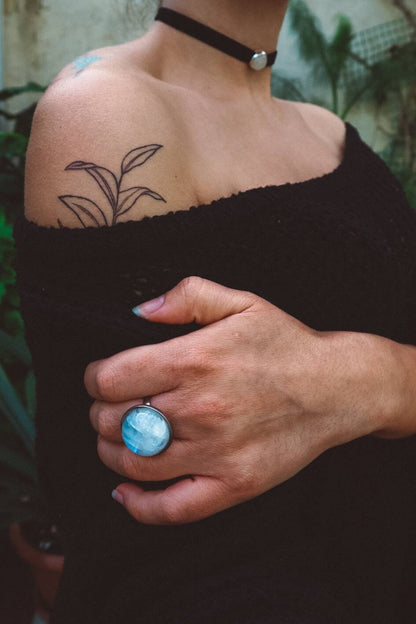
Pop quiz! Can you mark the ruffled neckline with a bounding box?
[15,121,359,237]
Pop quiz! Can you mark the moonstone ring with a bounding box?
[121,398,173,456]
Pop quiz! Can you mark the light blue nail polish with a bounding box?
[131,295,165,317]
[111,489,124,505]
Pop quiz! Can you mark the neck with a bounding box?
[140,0,288,103]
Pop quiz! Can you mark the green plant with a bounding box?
[0,83,46,335]
[365,40,416,207]
[0,205,25,336]
[272,0,356,117]
[272,1,416,208]
[0,328,45,529]
[0,83,48,529]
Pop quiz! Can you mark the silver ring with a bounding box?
[121,397,173,457]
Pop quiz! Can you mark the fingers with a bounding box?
[84,338,185,402]
[112,475,234,525]
[133,275,259,325]
[89,398,144,443]
[84,276,262,403]
[97,436,199,482]
[88,389,202,443]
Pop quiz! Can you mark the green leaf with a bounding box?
[0,132,28,159]
[0,363,35,456]
[3,313,23,335]
[328,15,353,81]
[25,371,37,417]
[0,173,23,196]
[3,310,25,336]
[0,108,20,120]
[0,82,46,102]
[288,0,329,81]
[0,211,14,239]
[0,443,37,481]
[6,292,20,309]
[0,329,32,366]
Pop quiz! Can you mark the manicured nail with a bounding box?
[111,489,124,505]
[132,294,165,317]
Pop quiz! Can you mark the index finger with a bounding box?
[84,336,186,402]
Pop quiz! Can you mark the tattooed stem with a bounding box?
[59,144,166,228]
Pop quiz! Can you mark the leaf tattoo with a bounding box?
[117,187,165,217]
[58,196,109,227]
[121,145,164,174]
[58,144,166,227]
[66,162,118,211]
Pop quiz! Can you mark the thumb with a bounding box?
[112,475,231,524]
[132,276,258,325]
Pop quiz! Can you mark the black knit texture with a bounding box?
[12,123,416,623]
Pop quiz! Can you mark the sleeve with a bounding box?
[12,216,197,532]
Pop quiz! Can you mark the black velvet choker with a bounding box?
[155,7,277,70]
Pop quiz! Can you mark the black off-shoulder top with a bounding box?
[13,123,416,623]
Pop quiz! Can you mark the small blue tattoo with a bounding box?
[72,55,102,76]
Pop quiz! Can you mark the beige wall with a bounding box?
[3,0,157,113]
[4,0,403,86]
[2,0,408,145]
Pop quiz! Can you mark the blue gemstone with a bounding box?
[121,405,172,456]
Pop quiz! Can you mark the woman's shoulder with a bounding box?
[40,39,184,118]
[278,99,347,165]
[24,44,196,228]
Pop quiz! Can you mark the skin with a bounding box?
[24,0,416,524]
[85,275,415,524]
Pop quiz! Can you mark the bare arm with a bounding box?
[24,63,191,227]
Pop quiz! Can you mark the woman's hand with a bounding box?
[84,276,409,525]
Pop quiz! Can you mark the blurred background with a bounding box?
[0,1,415,622]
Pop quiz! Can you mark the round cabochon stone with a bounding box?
[121,404,172,456]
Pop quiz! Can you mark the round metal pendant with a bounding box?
[249,50,268,70]
[121,404,173,456]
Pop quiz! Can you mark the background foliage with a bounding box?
[0,83,47,528]
[271,0,416,206]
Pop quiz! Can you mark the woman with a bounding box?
[13,0,416,622]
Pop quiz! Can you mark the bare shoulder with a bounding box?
[25,48,193,227]
[290,101,347,159]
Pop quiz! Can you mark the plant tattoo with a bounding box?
[58,144,166,228]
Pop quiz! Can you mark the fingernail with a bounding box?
[111,489,124,505]
[132,294,165,317]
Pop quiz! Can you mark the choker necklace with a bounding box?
[155,7,277,71]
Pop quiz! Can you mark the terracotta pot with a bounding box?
[9,522,64,623]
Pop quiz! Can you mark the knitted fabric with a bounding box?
[13,123,416,623]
